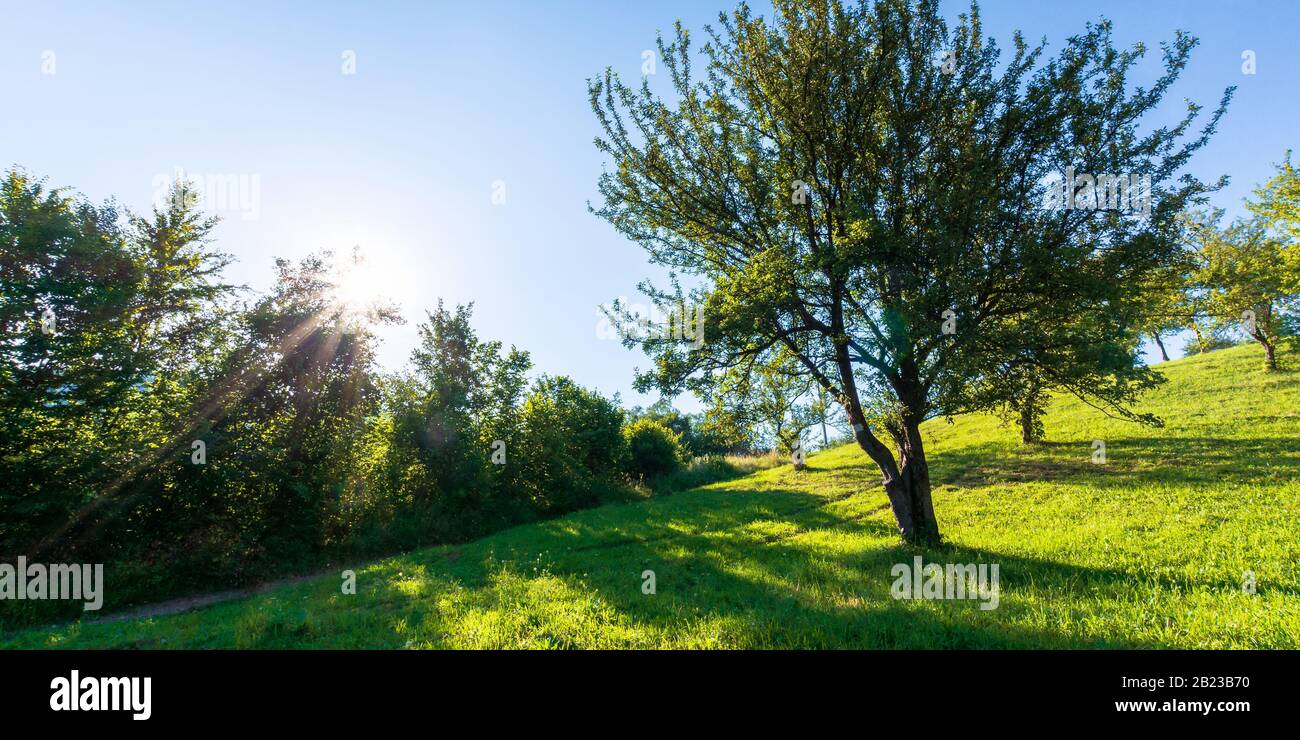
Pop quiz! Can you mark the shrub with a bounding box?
[623,417,684,481]
[517,376,628,513]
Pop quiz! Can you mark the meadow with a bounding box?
[5,343,1296,649]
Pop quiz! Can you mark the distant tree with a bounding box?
[1180,321,1236,356]
[590,0,1228,542]
[1133,257,1198,363]
[808,386,842,449]
[1188,209,1297,370]
[1250,153,1300,246]
[1246,154,1300,343]
[695,405,757,455]
[627,400,699,453]
[711,351,818,462]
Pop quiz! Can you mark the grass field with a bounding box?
[5,343,1297,649]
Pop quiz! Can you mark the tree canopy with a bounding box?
[590,0,1230,542]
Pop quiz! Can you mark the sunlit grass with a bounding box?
[5,343,1297,649]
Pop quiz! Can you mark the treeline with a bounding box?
[0,170,750,627]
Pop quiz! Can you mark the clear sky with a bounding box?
[2,1,1296,411]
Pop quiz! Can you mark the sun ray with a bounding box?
[30,308,335,559]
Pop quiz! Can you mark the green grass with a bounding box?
[646,451,781,494]
[5,343,1298,648]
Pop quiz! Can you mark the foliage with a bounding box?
[0,170,633,628]
[1132,256,1199,362]
[513,375,628,515]
[1187,209,1298,369]
[705,350,820,458]
[589,0,1229,542]
[11,345,1295,648]
[1251,152,1300,246]
[623,417,685,480]
[1,170,235,563]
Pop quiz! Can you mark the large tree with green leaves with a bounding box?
[590,0,1229,543]
[0,172,236,554]
[1251,153,1300,247]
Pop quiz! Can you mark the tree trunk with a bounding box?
[829,338,940,545]
[1190,323,1208,354]
[1017,382,1045,445]
[1153,334,1170,362]
[1259,336,1277,371]
[845,410,940,545]
[1019,403,1037,444]
[1251,306,1277,371]
[891,417,940,545]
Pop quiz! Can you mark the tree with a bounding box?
[808,385,841,449]
[1250,153,1300,246]
[1,170,140,549]
[232,251,401,552]
[380,301,532,537]
[1133,257,1198,363]
[516,376,627,513]
[708,350,819,461]
[590,0,1228,543]
[1245,154,1300,348]
[1188,210,1297,370]
[626,400,699,454]
[695,404,757,455]
[0,172,238,557]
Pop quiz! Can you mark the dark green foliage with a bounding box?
[0,170,632,629]
[623,417,684,481]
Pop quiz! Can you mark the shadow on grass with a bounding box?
[360,487,1195,648]
[40,442,1280,648]
[931,436,1300,490]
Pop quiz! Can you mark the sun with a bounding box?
[332,246,395,312]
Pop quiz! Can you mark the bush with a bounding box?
[516,376,628,513]
[623,418,684,481]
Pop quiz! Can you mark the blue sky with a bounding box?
[2,0,1296,411]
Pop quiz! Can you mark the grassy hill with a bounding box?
[5,343,1298,649]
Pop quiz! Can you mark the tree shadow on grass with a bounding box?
[185,439,1294,649]
[362,487,1235,648]
[931,436,1300,490]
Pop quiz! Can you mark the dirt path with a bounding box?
[87,553,408,625]
[91,570,334,624]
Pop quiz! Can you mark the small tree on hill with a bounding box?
[1188,210,1297,370]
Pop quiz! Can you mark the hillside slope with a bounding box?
[5,343,1298,648]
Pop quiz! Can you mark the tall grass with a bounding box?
[648,452,783,495]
